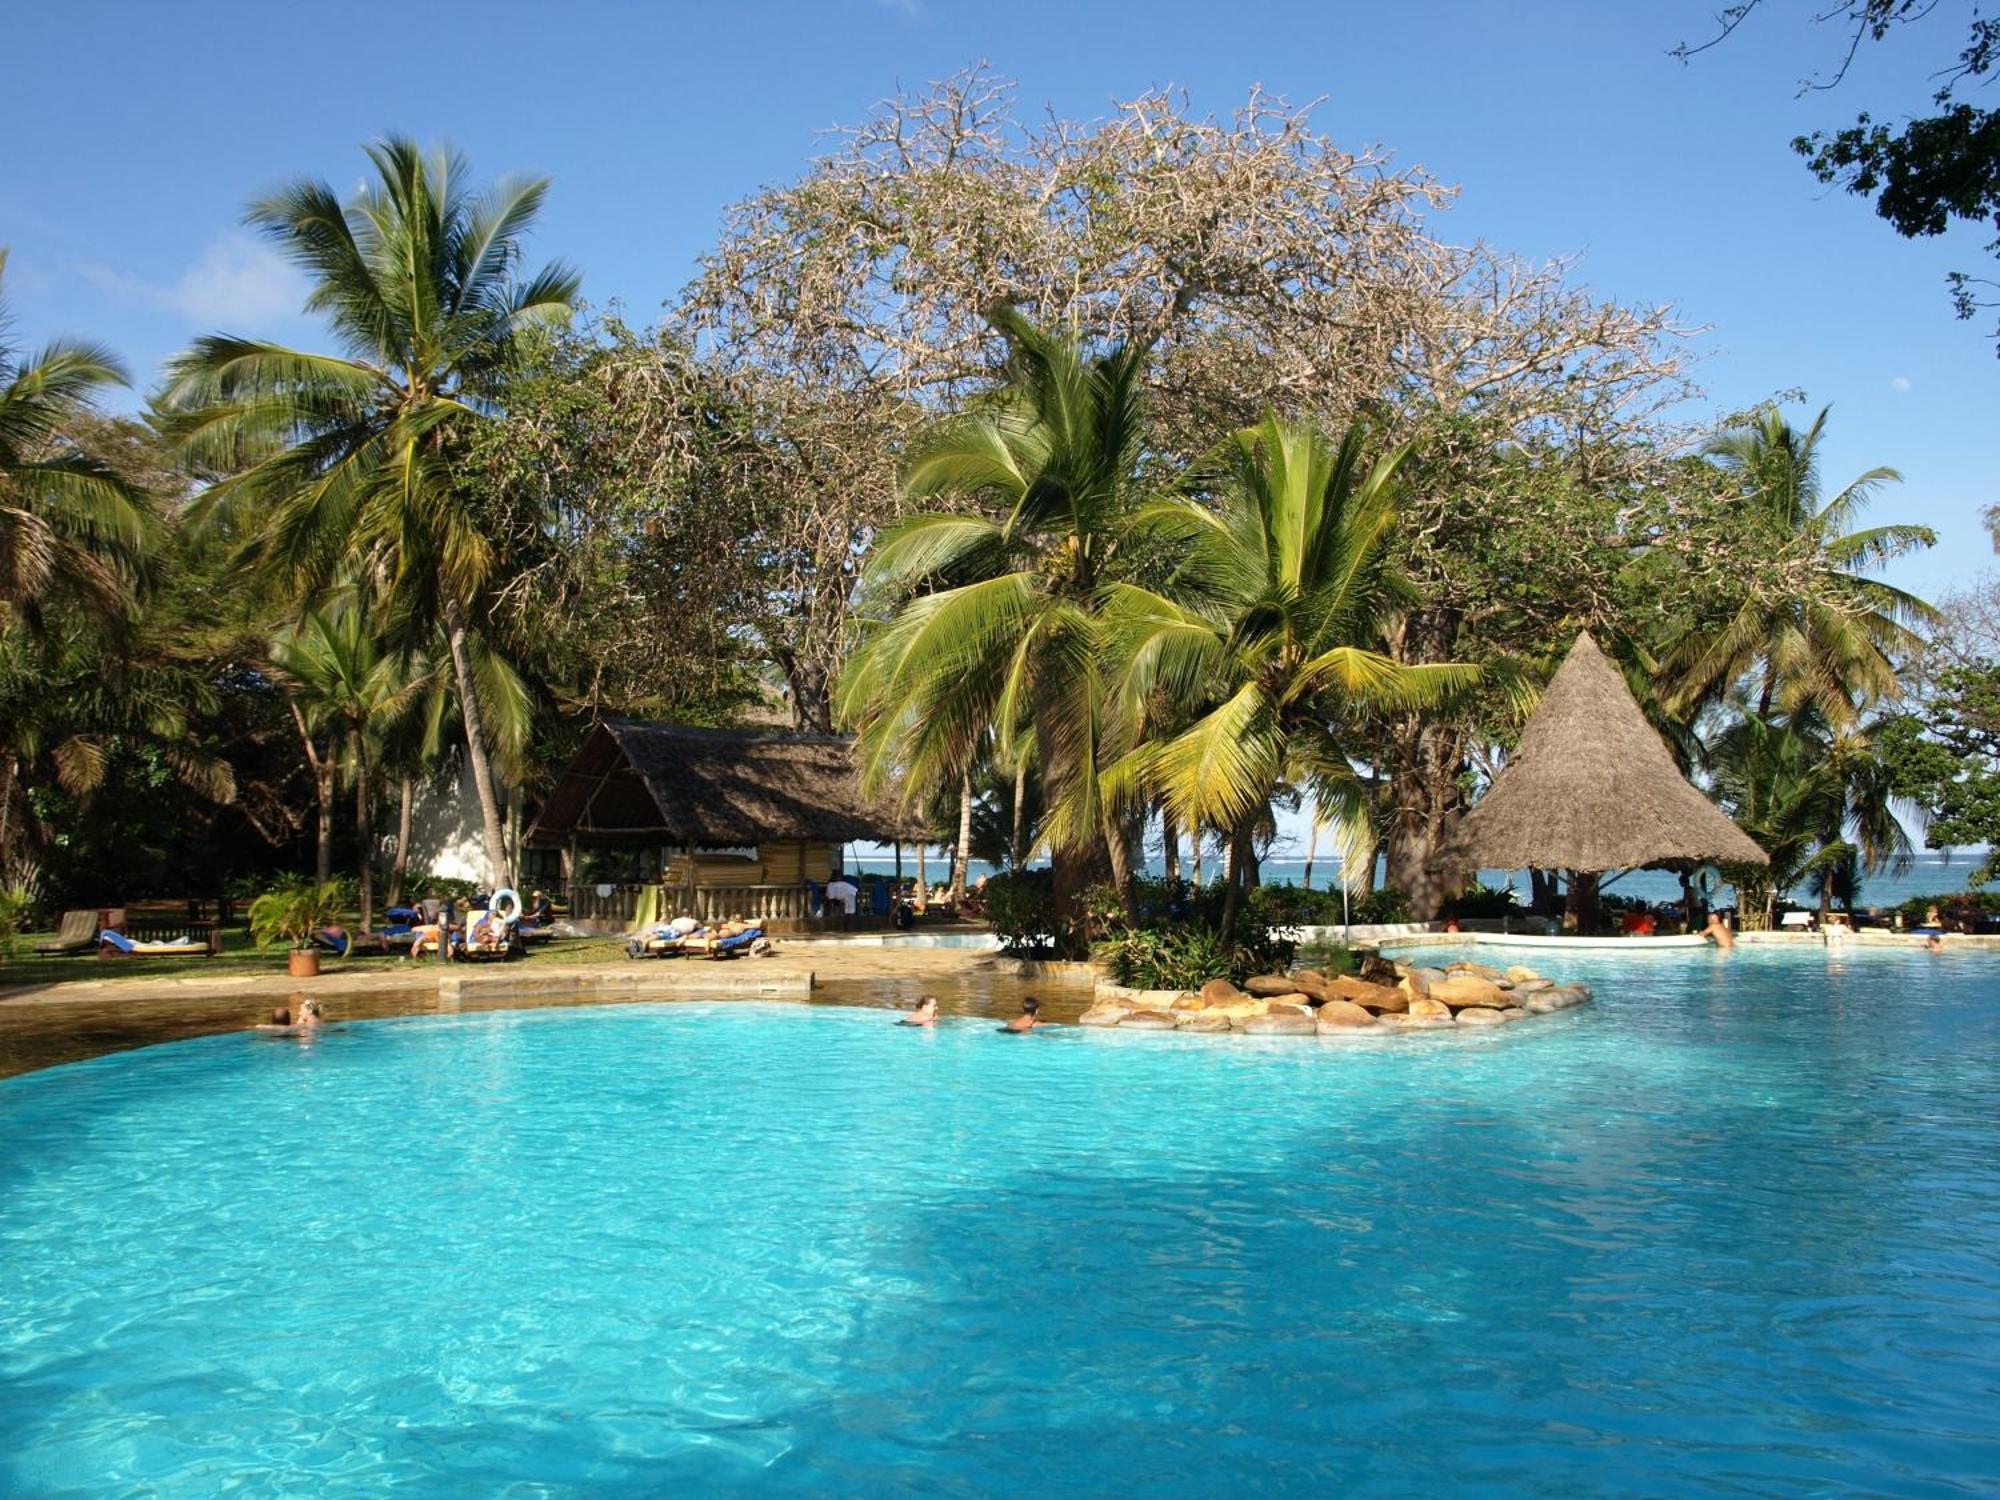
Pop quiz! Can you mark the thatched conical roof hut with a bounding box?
[1441,633,1767,875]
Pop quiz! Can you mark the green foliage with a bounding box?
[1088,876,1296,988]
[1896,890,2000,925]
[1879,660,2000,881]
[247,878,345,951]
[980,869,1067,957]
[1443,883,1522,919]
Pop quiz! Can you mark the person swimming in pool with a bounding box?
[898,996,940,1027]
[1702,911,1735,952]
[1000,997,1042,1033]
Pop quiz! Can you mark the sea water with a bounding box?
[0,947,1995,1495]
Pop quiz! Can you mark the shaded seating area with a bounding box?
[530,719,924,934]
[1440,633,1768,933]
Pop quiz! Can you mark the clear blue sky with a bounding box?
[6,0,1993,610]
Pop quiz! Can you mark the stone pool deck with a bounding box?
[0,944,1089,1078]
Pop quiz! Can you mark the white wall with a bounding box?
[401,762,500,886]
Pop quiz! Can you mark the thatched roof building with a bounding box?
[1441,633,1767,874]
[529,718,923,851]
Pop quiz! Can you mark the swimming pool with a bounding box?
[1,946,1995,1495]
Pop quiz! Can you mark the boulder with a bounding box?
[1078,1003,1131,1028]
[1326,975,1407,1014]
[1357,955,1401,987]
[1174,1010,1233,1032]
[1200,978,1246,1006]
[1411,966,1448,992]
[1264,1002,1310,1016]
[1118,1010,1179,1030]
[1243,974,1300,997]
[1314,998,1377,1030]
[1504,965,1543,984]
[1201,997,1271,1022]
[1525,985,1589,1014]
[1171,993,1208,1011]
[1287,969,1331,1000]
[1446,960,1507,983]
[1399,967,1432,1000]
[1428,976,1507,1010]
[1407,997,1454,1021]
[1382,1011,1455,1030]
[1237,1011,1319,1035]
[1509,977,1554,995]
[1454,1006,1508,1025]
[1499,1007,1529,1021]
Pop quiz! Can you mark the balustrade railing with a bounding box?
[564,883,817,928]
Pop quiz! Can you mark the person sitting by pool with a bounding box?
[1701,911,1735,952]
[1000,996,1042,1033]
[528,890,555,925]
[898,996,940,1027]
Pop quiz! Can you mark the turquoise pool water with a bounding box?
[2,947,1996,1496]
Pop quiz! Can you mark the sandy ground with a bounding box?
[0,943,1094,1078]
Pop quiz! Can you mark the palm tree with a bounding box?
[1707,706,1911,929]
[836,309,1151,916]
[1105,416,1477,935]
[1664,405,1936,725]
[268,603,427,929]
[161,139,578,888]
[0,250,153,633]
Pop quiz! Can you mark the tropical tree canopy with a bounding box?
[161,138,579,885]
[1662,405,1937,725]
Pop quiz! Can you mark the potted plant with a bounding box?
[249,878,345,978]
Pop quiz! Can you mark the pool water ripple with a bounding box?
[1,946,1997,1495]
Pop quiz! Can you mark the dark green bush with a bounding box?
[1442,883,1520,919]
[983,869,1070,956]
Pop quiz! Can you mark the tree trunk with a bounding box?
[443,598,511,889]
[389,774,413,907]
[951,770,972,902]
[1219,818,1256,940]
[1381,609,1472,918]
[893,841,902,882]
[1010,760,1028,869]
[1564,870,1602,935]
[1161,803,1181,883]
[287,703,334,884]
[917,839,927,893]
[354,738,374,935]
[1302,809,1319,891]
[1529,867,1559,917]
[1103,810,1138,924]
[0,753,16,867]
[1190,820,1203,887]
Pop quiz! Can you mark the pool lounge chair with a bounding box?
[33,909,99,955]
[98,928,212,959]
[682,925,766,959]
[625,923,699,959]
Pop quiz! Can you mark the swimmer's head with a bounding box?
[271,1007,291,1025]
[1021,997,1040,1016]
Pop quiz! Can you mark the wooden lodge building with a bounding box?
[527,719,922,930]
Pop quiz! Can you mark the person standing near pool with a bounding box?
[825,874,859,930]
[1001,997,1042,1033]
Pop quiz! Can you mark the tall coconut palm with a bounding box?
[1105,416,1477,935]
[0,250,153,632]
[161,140,578,887]
[836,308,1151,914]
[1663,406,1936,725]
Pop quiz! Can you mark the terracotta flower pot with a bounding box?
[287,948,321,979]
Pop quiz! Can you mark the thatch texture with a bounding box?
[1440,633,1767,873]
[530,719,925,848]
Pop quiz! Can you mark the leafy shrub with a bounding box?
[983,869,1070,956]
[1098,923,1297,990]
[248,878,347,951]
[1442,883,1521,919]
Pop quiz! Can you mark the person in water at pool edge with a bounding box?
[1001,997,1042,1033]
[898,996,939,1027]
[1701,911,1735,952]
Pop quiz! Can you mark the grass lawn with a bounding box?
[0,923,637,990]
